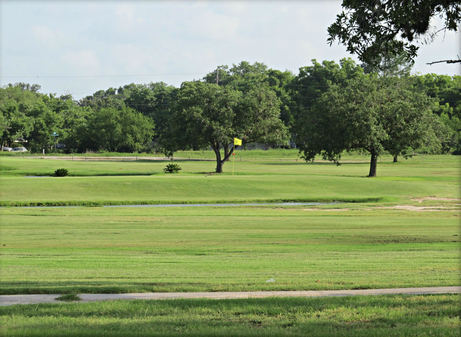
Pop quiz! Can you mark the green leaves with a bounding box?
[83,106,155,153]
[294,60,442,176]
[171,76,288,173]
[328,1,461,67]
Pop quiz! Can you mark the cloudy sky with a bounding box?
[1,0,459,99]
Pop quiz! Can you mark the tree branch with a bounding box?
[426,59,461,65]
[222,145,235,163]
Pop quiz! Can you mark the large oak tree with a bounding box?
[172,81,288,173]
[296,69,437,177]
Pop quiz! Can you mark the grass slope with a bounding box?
[0,295,459,336]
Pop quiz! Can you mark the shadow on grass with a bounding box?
[1,295,458,337]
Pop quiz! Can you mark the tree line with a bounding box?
[1,59,460,175]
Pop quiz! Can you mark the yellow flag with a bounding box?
[233,137,242,146]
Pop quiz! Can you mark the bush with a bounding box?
[163,163,181,174]
[55,294,80,302]
[54,168,69,177]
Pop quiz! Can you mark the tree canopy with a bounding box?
[1,60,459,175]
[294,60,439,176]
[328,0,461,67]
[171,81,288,173]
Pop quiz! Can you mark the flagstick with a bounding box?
[232,152,235,175]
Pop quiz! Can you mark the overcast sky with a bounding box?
[1,0,459,99]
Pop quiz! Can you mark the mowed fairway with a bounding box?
[0,152,460,336]
[0,152,459,294]
[0,206,459,294]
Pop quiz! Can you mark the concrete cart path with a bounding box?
[0,286,459,306]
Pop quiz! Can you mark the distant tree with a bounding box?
[412,74,461,153]
[83,106,154,153]
[122,82,178,156]
[0,84,40,148]
[361,45,414,77]
[79,87,125,110]
[204,61,269,89]
[204,65,232,86]
[266,69,296,131]
[413,74,461,119]
[328,0,461,67]
[26,102,61,152]
[0,96,33,147]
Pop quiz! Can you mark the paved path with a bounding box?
[0,287,459,306]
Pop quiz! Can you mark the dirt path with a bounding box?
[0,286,459,306]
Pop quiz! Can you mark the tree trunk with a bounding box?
[213,143,234,173]
[223,144,230,162]
[393,154,398,163]
[368,150,378,177]
[213,146,222,173]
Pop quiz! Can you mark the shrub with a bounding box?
[55,294,80,302]
[54,168,69,177]
[164,163,181,174]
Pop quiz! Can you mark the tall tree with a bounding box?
[172,81,288,173]
[296,70,436,177]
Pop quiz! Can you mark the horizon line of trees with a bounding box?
[1,59,460,175]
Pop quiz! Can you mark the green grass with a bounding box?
[0,206,458,294]
[0,151,459,335]
[0,153,458,206]
[1,295,459,336]
[0,149,300,160]
[0,152,459,294]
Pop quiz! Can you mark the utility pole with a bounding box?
[215,67,219,85]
